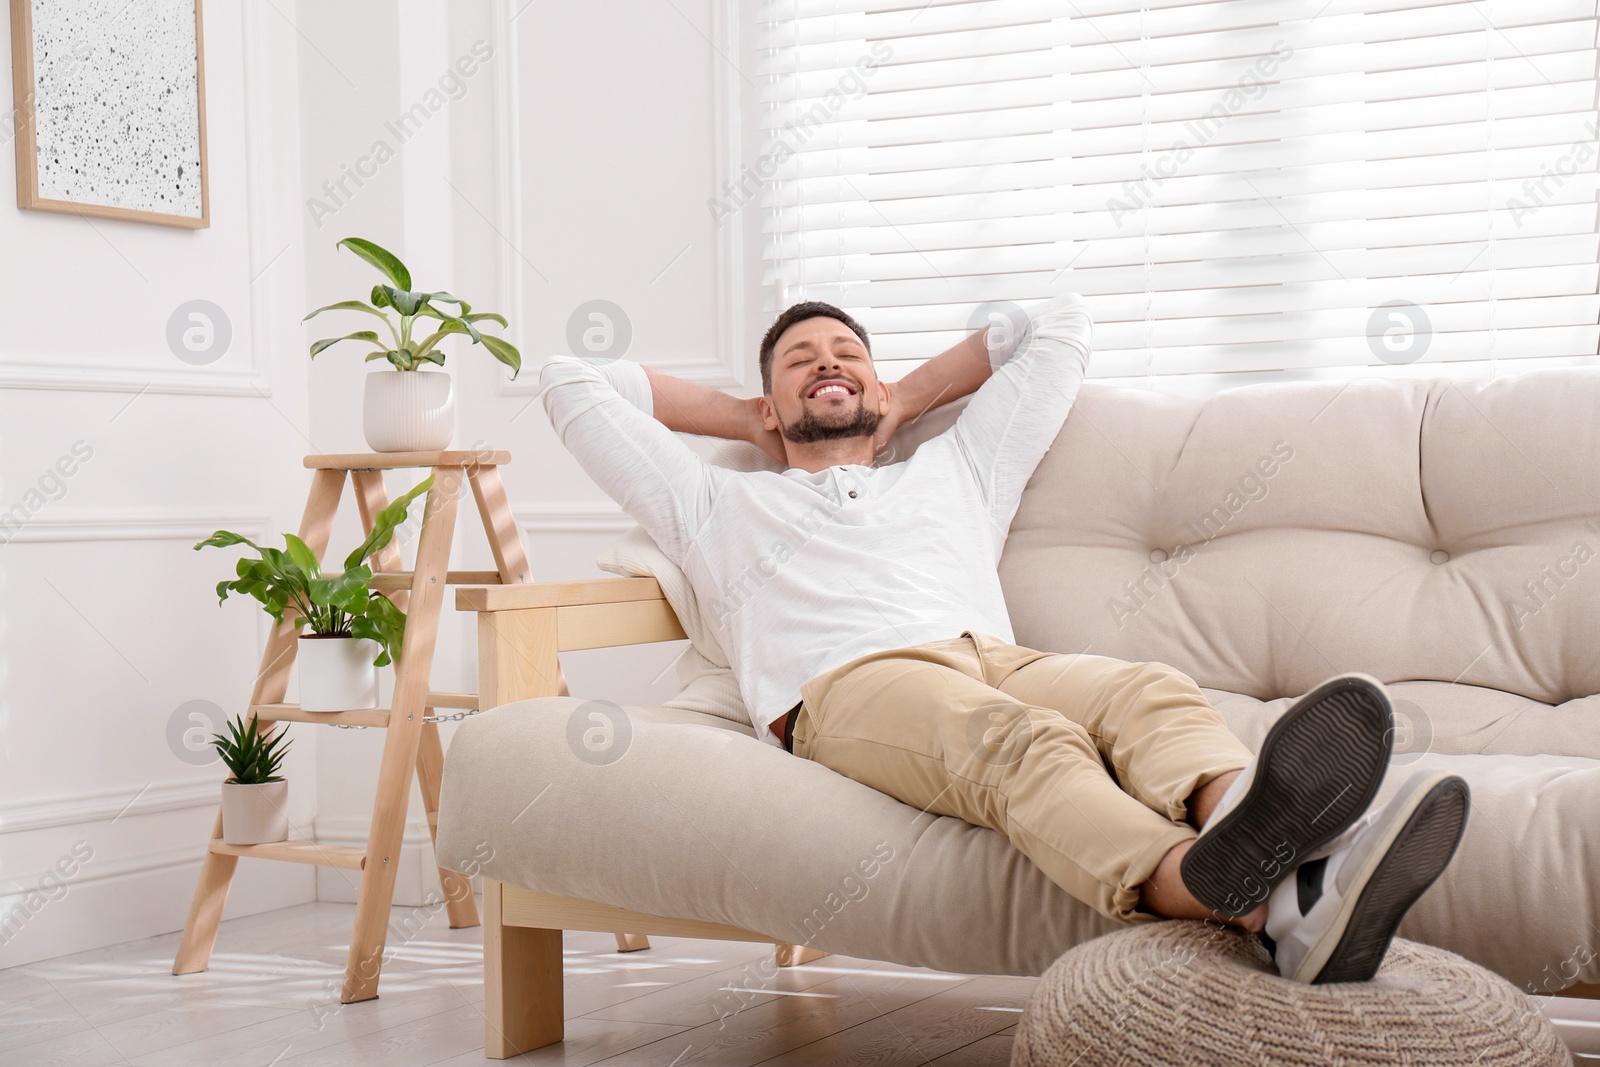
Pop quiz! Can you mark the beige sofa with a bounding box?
[435,367,1600,1056]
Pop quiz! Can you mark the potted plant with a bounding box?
[304,237,521,452]
[212,713,293,845]
[196,476,432,711]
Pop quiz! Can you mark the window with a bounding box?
[756,0,1600,388]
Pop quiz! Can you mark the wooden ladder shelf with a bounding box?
[171,450,647,1003]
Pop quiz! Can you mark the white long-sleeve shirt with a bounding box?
[538,292,1094,746]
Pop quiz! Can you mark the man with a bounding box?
[537,293,1470,983]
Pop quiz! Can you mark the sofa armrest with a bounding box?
[455,578,688,706]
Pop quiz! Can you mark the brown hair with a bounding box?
[758,301,871,394]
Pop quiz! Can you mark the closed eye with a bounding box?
[788,349,864,367]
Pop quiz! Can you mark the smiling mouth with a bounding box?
[807,380,856,400]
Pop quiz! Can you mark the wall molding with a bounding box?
[486,0,528,397]
[0,509,271,544]
[513,504,636,535]
[710,0,748,391]
[0,779,220,835]
[0,362,271,396]
[489,0,748,396]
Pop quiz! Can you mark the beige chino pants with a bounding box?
[791,629,1253,923]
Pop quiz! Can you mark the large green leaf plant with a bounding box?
[304,237,521,377]
[195,476,433,667]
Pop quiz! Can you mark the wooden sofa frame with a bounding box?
[457,577,827,1056]
[455,576,1600,1057]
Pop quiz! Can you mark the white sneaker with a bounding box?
[1182,672,1395,918]
[1260,769,1471,984]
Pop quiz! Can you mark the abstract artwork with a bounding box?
[9,0,209,228]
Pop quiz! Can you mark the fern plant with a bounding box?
[212,714,292,786]
[304,237,521,377]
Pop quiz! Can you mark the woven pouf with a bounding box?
[1013,921,1571,1067]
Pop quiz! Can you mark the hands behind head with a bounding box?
[871,379,906,463]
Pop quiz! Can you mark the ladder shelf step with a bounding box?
[251,692,479,728]
[371,570,504,591]
[304,450,511,470]
[173,447,523,998]
[208,839,366,869]
[252,704,391,728]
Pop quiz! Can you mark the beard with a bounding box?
[779,394,881,445]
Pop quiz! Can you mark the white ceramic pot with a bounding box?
[220,779,289,845]
[298,635,381,711]
[363,369,454,452]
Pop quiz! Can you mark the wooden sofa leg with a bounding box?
[483,880,563,1057]
[614,932,650,952]
[776,942,829,967]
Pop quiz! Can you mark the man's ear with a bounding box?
[758,395,779,432]
[876,379,891,415]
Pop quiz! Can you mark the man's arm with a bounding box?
[539,355,716,566]
[642,365,758,441]
[947,292,1094,530]
[885,326,996,436]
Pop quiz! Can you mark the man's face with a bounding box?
[760,316,889,445]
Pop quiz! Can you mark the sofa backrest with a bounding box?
[1000,368,1600,705]
[622,367,1598,718]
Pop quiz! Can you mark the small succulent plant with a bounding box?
[212,714,292,786]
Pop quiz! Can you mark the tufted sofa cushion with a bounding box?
[1001,371,1600,708]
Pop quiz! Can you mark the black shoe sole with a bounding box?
[1181,673,1394,918]
[1312,775,1470,984]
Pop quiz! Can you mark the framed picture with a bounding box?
[9,0,209,228]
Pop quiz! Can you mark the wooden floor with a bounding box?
[0,898,1026,1066]
[4,897,1597,1065]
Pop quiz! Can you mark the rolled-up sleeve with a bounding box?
[538,355,715,566]
[949,292,1094,533]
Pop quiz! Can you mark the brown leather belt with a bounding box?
[777,699,803,753]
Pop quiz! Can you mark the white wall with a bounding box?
[0,5,315,966]
[292,0,455,908]
[0,0,767,961]
[465,0,767,717]
[292,0,766,907]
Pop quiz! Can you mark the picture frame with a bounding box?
[9,0,209,229]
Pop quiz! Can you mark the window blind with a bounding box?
[755,0,1600,383]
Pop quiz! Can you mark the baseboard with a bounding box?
[312,815,443,907]
[1546,994,1600,1056]
[0,848,313,969]
[0,779,316,968]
